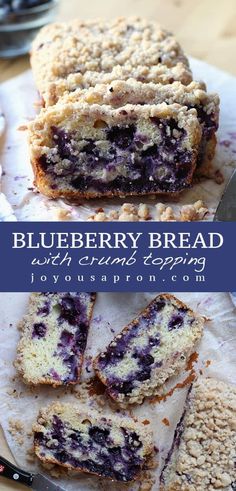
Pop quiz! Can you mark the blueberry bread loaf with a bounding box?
[33,402,154,482]
[160,377,236,490]
[56,79,219,172]
[94,294,204,405]
[28,103,201,200]
[31,17,192,104]
[15,292,96,386]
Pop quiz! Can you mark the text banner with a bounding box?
[0,222,235,292]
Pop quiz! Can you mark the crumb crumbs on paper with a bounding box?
[205,359,212,367]
[8,418,25,445]
[7,388,22,398]
[26,447,36,463]
[162,418,170,427]
[88,200,209,222]
[142,419,150,425]
[149,370,196,404]
[186,352,199,371]
[57,208,72,220]
[213,169,225,184]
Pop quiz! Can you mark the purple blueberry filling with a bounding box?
[58,294,85,326]
[96,297,193,399]
[32,322,47,339]
[193,105,218,140]
[39,119,195,194]
[107,125,136,149]
[37,300,50,317]
[51,293,95,383]
[37,293,95,384]
[35,416,145,482]
[168,315,184,331]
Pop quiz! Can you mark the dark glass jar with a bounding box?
[0,0,59,58]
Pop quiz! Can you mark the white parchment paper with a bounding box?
[0,58,236,221]
[0,292,235,490]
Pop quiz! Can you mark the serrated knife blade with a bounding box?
[214,169,236,221]
[32,473,66,491]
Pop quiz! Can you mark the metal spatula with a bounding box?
[214,169,236,221]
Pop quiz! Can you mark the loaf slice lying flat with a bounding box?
[94,294,205,405]
[15,292,96,386]
[33,402,154,482]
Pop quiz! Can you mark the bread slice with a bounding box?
[160,377,236,490]
[94,294,205,405]
[57,79,219,173]
[15,292,96,386]
[28,102,201,200]
[33,402,154,482]
[30,17,192,103]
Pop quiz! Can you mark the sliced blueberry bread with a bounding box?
[15,292,96,386]
[94,294,205,405]
[60,79,219,173]
[28,103,201,200]
[33,402,154,482]
[160,377,236,491]
[31,17,192,104]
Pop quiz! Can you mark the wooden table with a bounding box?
[0,0,235,489]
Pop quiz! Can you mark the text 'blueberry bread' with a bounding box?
[15,292,96,386]
[55,79,219,173]
[94,294,205,405]
[28,102,202,200]
[33,402,154,482]
[31,17,192,104]
[160,377,236,491]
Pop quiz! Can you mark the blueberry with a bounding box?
[112,380,133,395]
[59,330,74,346]
[126,431,142,450]
[140,354,154,366]
[141,144,158,157]
[51,126,75,161]
[51,416,65,443]
[89,426,110,445]
[59,295,80,325]
[149,336,160,347]
[37,301,50,317]
[74,324,88,350]
[107,125,136,149]
[32,322,47,339]
[109,446,121,456]
[155,300,166,311]
[55,450,68,464]
[168,315,184,331]
[63,354,78,382]
[137,369,151,382]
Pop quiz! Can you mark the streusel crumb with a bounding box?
[88,200,208,222]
